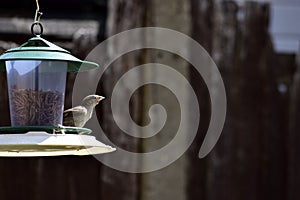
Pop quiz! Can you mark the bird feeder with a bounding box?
[0,10,115,157]
[2,37,97,126]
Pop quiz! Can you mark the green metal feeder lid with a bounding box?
[0,36,99,72]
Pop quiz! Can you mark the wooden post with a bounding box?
[139,0,191,200]
[99,1,146,200]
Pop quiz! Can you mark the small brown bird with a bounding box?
[63,95,105,127]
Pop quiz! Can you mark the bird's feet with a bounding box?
[53,124,66,135]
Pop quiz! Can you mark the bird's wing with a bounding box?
[63,106,87,127]
[64,106,87,115]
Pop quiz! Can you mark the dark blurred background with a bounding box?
[0,0,299,200]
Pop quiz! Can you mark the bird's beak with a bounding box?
[96,96,105,102]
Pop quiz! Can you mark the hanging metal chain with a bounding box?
[31,0,44,36]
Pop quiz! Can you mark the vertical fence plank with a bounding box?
[139,0,191,199]
[206,1,240,200]
[188,0,214,200]
[232,2,272,200]
[99,1,146,200]
[288,54,300,200]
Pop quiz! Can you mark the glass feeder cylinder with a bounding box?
[6,60,67,126]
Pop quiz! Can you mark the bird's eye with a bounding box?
[96,96,104,101]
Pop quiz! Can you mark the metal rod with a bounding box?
[34,0,42,22]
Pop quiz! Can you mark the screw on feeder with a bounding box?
[31,0,43,36]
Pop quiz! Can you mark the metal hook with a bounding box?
[32,0,43,36]
[31,22,43,36]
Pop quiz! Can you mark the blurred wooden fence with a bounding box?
[0,0,299,200]
[189,1,294,200]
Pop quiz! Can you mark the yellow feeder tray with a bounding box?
[0,131,115,157]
